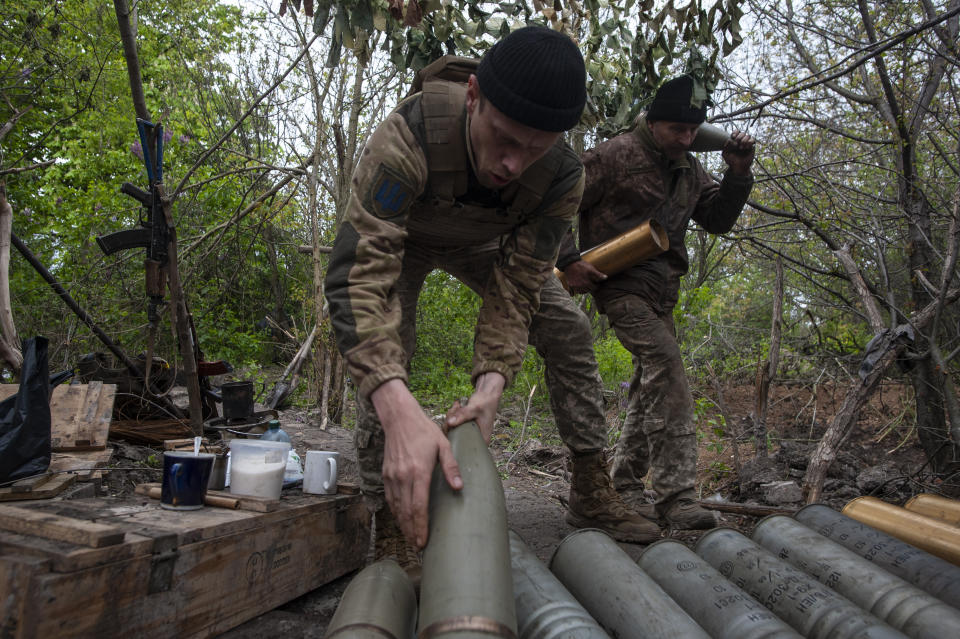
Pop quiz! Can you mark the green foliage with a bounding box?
[284,0,747,134]
[407,272,479,402]
[594,333,632,387]
[1,0,314,377]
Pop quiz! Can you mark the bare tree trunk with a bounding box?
[266,324,318,410]
[706,363,742,495]
[834,246,885,333]
[803,287,960,502]
[754,258,784,458]
[112,0,149,122]
[319,347,331,430]
[330,345,345,424]
[157,186,203,435]
[0,182,21,373]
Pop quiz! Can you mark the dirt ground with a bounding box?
[100,379,930,637]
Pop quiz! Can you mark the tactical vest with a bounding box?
[402,63,572,245]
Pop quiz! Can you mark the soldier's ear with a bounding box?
[466,75,480,116]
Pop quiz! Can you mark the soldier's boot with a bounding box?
[565,451,661,544]
[373,507,422,589]
[619,488,659,521]
[660,497,717,530]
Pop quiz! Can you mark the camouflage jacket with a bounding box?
[557,116,753,313]
[325,80,584,400]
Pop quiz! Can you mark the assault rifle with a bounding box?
[96,118,168,326]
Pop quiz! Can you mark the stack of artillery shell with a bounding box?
[549,528,711,639]
[753,514,960,638]
[324,559,417,639]
[509,530,609,639]
[325,461,960,638]
[638,539,801,639]
[797,503,960,608]
[696,528,908,639]
[842,496,960,565]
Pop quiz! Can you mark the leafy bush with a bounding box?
[594,334,633,388]
[408,273,479,403]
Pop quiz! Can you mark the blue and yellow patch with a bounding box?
[365,164,414,221]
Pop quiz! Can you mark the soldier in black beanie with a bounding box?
[556,76,756,530]
[326,25,660,585]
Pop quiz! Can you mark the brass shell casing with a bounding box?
[904,493,960,527]
[843,495,960,565]
[556,219,669,291]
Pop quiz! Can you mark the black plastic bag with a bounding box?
[0,337,51,483]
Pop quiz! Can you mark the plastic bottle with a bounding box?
[261,419,291,443]
[260,420,303,486]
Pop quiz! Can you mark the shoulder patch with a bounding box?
[365,164,415,220]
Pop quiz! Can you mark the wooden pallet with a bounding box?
[0,383,116,451]
[0,491,369,638]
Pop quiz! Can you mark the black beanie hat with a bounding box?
[647,75,709,124]
[476,26,586,132]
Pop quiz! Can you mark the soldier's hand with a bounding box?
[722,130,755,176]
[445,371,505,444]
[564,259,607,294]
[372,379,462,550]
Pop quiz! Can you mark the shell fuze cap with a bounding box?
[647,75,710,124]
[476,26,586,132]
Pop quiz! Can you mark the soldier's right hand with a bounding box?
[371,379,463,549]
[564,259,607,294]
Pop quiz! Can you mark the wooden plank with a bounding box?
[210,489,281,512]
[21,498,267,548]
[0,530,155,573]
[9,476,52,494]
[0,475,76,502]
[49,384,84,450]
[16,494,369,638]
[131,483,283,513]
[49,448,114,481]
[163,438,211,451]
[74,381,102,448]
[0,505,124,548]
[134,484,240,510]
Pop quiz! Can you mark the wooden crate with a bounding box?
[0,491,370,638]
[0,382,116,451]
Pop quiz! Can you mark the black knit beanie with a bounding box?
[647,75,709,124]
[476,26,586,132]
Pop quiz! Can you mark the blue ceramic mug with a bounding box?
[160,451,215,510]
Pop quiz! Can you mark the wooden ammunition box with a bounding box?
[0,491,369,638]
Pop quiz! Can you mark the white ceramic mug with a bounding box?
[303,451,339,495]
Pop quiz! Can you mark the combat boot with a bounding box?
[565,451,661,544]
[660,497,717,530]
[619,488,658,521]
[373,507,422,588]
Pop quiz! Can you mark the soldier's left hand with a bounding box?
[722,130,755,176]
[445,371,505,444]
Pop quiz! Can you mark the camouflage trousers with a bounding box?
[602,294,698,505]
[355,239,608,505]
